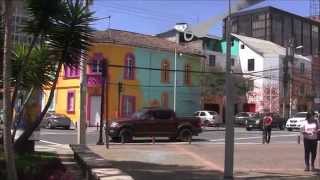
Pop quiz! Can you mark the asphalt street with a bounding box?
[37,126,301,146]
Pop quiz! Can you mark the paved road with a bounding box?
[37,126,301,146]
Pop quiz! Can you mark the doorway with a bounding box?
[90,96,101,127]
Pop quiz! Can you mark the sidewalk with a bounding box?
[35,144,83,180]
[88,143,320,180]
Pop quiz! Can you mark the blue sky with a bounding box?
[91,0,311,37]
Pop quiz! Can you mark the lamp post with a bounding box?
[97,61,106,145]
[224,0,235,178]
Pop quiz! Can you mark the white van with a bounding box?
[285,112,307,131]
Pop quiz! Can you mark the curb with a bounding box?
[69,144,134,180]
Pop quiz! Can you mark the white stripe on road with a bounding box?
[40,140,63,146]
[209,133,300,142]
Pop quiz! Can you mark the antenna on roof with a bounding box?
[177,0,265,41]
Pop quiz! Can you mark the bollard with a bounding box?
[262,129,265,144]
[96,122,99,131]
[152,136,155,144]
[297,134,300,144]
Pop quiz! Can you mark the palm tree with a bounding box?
[11,45,57,141]
[2,0,18,179]
[14,0,95,151]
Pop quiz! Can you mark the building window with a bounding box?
[247,80,254,91]
[300,84,305,96]
[272,13,283,45]
[161,92,169,108]
[252,13,266,39]
[64,65,80,78]
[209,55,216,66]
[303,22,311,55]
[184,64,191,85]
[161,60,170,83]
[312,25,319,56]
[300,63,305,74]
[121,95,136,117]
[124,53,135,80]
[248,59,255,71]
[67,91,75,113]
[91,60,103,74]
[241,44,245,49]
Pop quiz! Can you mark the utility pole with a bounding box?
[283,45,290,120]
[118,82,122,117]
[269,72,272,113]
[288,39,295,118]
[97,61,106,145]
[78,0,89,144]
[105,61,110,149]
[174,47,177,112]
[283,38,295,119]
[224,0,235,178]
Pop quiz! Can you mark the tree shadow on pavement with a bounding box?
[235,170,320,180]
[107,160,224,180]
[105,159,320,180]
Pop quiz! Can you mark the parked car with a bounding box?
[235,112,256,126]
[245,113,286,131]
[109,107,202,142]
[41,112,72,129]
[193,110,222,127]
[285,112,308,131]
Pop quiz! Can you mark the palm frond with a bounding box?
[46,0,96,67]
[12,44,57,90]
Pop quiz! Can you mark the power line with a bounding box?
[100,1,195,23]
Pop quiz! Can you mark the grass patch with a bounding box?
[0,151,70,180]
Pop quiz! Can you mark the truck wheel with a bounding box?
[119,129,133,143]
[111,137,120,142]
[178,128,192,142]
[287,128,292,131]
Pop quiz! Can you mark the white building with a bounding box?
[233,33,312,114]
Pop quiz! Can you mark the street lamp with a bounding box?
[288,43,303,118]
[97,61,106,145]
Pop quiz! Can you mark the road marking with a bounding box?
[209,134,300,142]
[40,139,63,146]
[172,144,224,172]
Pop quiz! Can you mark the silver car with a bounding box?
[235,112,256,126]
[41,112,72,129]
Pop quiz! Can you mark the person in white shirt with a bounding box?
[301,112,319,171]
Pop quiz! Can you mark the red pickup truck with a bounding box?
[109,108,202,142]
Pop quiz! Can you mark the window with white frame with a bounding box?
[248,59,255,71]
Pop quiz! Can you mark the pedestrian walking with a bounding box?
[301,112,319,171]
[263,113,273,144]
